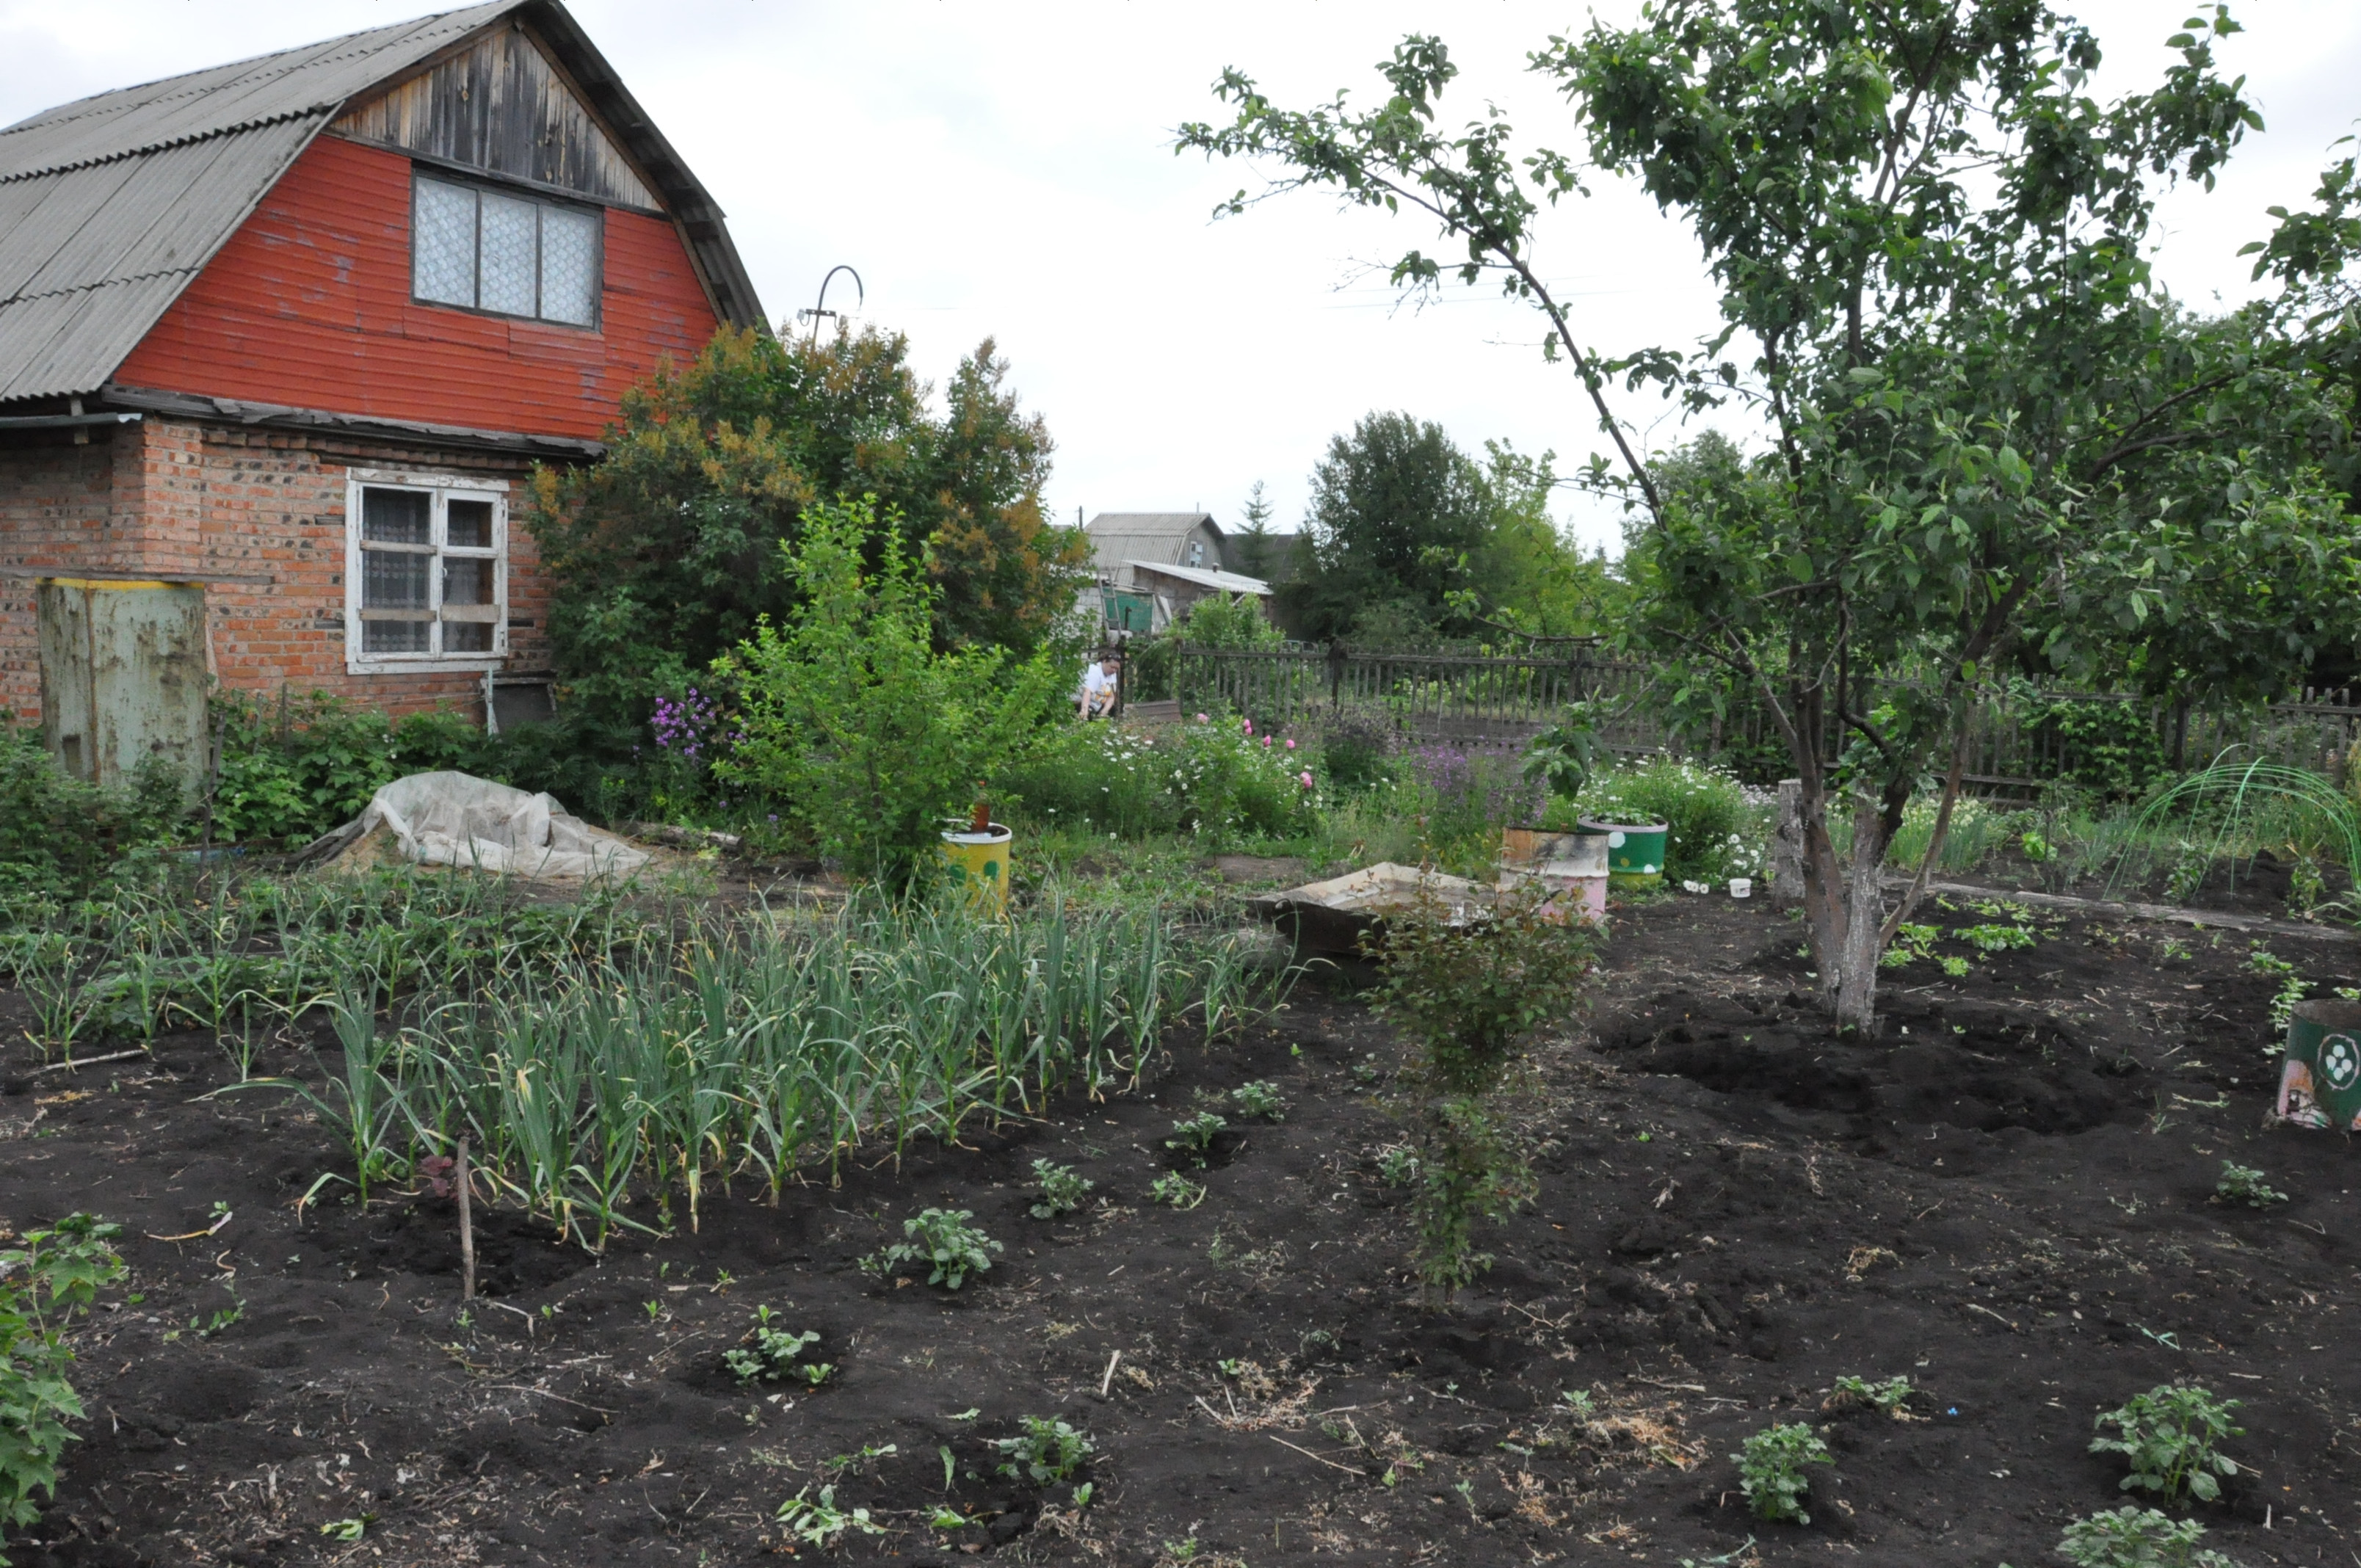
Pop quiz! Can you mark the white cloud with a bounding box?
[4,0,2353,555]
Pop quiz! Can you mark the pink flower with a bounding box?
[1284,738,1296,750]
[1261,736,1272,748]
[1299,770,1314,787]
[1194,712,1209,722]
[1241,718,1253,734]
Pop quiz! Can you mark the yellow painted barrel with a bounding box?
[938,824,1013,914]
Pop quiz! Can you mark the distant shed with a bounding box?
[1084,511,1269,634]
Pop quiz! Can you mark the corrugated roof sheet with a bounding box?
[1126,559,1270,595]
[0,4,513,180]
[0,0,762,405]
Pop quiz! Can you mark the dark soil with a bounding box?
[1,890,2355,1567]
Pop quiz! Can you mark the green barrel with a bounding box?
[2280,998,2361,1130]
[1578,816,1669,882]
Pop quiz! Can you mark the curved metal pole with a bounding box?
[797,265,866,346]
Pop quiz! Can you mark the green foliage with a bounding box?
[1522,703,1607,801]
[1229,1081,1286,1120]
[993,1416,1095,1484]
[1546,758,1761,883]
[873,1209,1002,1291]
[1148,1172,1207,1209]
[2091,1384,2244,1503]
[1164,1112,1229,1166]
[1281,411,1492,642]
[0,722,181,895]
[2113,761,2361,903]
[1319,713,1396,793]
[996,711,1321,846]
[2056,1506,2244,1568]
[777,1484,882,1547]
[2213,1163,2286,1208]
[723,1310,828,1387]
[1829,1375,1915,1414]
[1373,877,1597,1097]
[1028,1159,1095,1220]
[208,692,491,844]
[720,496,1064,882]
[1172,592,1283,651]
[526,324,1089,739]
[0,1214,125,1544]
[2023,695,2174,800]
[1957,922,2037,954]
[1372,877,1595,1294]
[1734,1422,1832,1524]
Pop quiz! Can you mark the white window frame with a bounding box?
[344,468,509,675]
[410,173,604,328]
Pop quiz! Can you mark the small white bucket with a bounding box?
[1727,877,1752,899]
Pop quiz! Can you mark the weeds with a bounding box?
[1028,1159,1095,1220]
[870,1210,1001,1291]
[1829,1375,1915,1415]
[2213,1163,2286,1208]
[2091,1384,2244,1503]
[1734,1422,1832,1523]
[1229,1080,1286,1120]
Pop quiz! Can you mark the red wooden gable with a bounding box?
[113,134,719,443]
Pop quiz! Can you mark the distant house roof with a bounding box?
[1126,559,1269,597]
[1084,510,1220,566]
[0,0,763,406]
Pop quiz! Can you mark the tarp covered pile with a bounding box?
[299,772,652,881]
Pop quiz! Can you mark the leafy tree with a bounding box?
[1182,1,2359,1030]
[1464,440,1628,639]
[717,496,1065,884]
[1282,410,1491,642]
[527,324,1089,740]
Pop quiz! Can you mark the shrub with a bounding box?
[0,724,181,893]
[1320,711,1396,792]
[0,1214,126,1539]
[869,1208,1002,1291]
[1371,876,1595,1295]
[1404,742,1540,841]
[2023,695,2172,800]
[993,1416,1095,1484]
[1161,714,1321,842]
[1546,756,1762,882]
[2213,1162,2286,1208]
[2056,1506,2243,1568]
[994,723,1183,838]
[2091,1384,2244,1503]
[1028,1159,1095,1220]
[1734,1421,1832,1523]
[720,497,1064,882]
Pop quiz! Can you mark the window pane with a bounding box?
[360,487,430,545]
[447,498,494,549]
[363,550,430,613]
[479,193,538,316]
[444,557,493,606]
[444,621,493,654]
[413,180,476,306]
[540,206,599,324]
[364,620,432,654]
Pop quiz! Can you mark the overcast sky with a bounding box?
[4,1,2357,554]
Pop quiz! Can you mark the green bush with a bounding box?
[2023,694,2172,800]
[1545,756,1761,881]
[995,709,1320,846]
[0,722,181,894]
[0,1214,126,1545]
[720,496,1064,882]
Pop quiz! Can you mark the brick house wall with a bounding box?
[0,417,554,725]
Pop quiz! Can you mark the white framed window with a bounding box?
[412,173,602,327]
[344,469,508,674]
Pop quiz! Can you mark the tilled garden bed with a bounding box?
[0,890,2353,1566]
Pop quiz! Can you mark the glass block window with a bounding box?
[348,477,507,667]
[411,174,602,326]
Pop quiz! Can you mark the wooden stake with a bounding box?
[457,1136,476,1303]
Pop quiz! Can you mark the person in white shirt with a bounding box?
[1078,654,1120,720]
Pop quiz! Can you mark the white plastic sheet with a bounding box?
[303,771,652,881]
